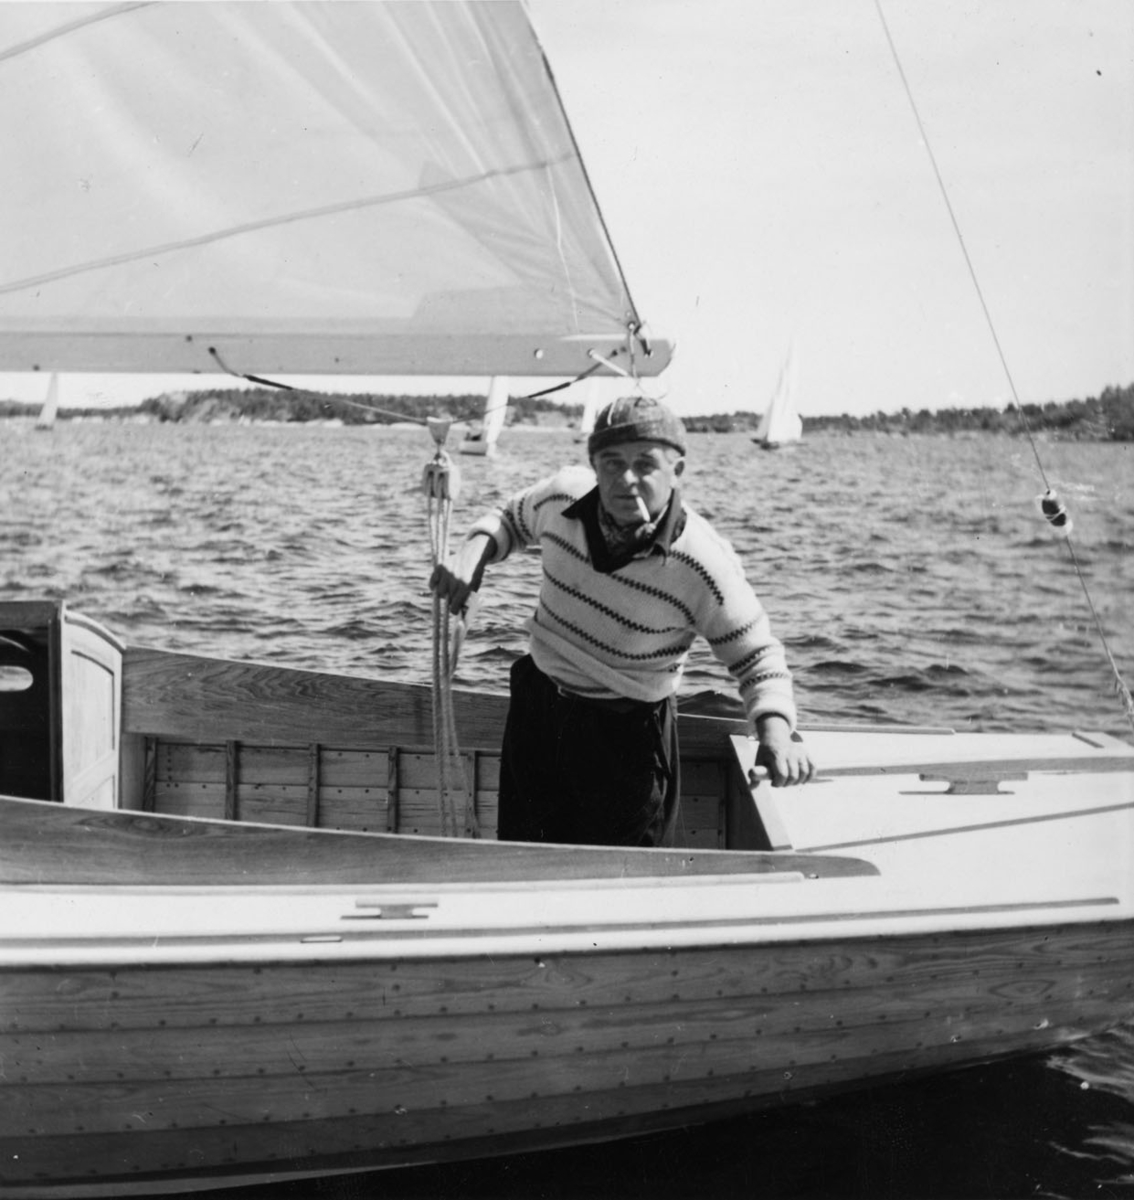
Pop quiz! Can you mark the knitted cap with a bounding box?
[587,396,687,457]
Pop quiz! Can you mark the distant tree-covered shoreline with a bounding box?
[681,382,1134,441]
[2,380,1131,440]
[0,386,575,428]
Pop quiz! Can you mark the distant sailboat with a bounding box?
[573,380,601,443]
[34,373,59,431]
[458,377,508,456]
[752,345,802,450]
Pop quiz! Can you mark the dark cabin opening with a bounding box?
[0,605,59,801]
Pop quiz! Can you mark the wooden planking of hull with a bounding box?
[3,920,1134,1196]
[4,778,1134,1196]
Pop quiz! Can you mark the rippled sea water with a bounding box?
[3,420,1133,1198]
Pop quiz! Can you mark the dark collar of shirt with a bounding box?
[562,486,686,574]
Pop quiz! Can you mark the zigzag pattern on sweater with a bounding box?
[540,531,589,564]
[499,508,526,554]
[732,641,783,675]
[535,491,578,514]
[540,530,700,623]
[708,615,763,647]
[539,600,694,663]
[543,566,691,636]
[588,565,699,625]
[467,466,798,726]
[666,548,725,605]
[738,668,793,698]
[501,491,574,551]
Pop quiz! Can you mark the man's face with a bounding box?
[592,440,685,525]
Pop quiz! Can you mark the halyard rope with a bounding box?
[875,0,1134,733]
[422,424,480,837]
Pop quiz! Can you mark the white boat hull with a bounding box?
[4,923,1130,1197]
[2,601,1133,1194]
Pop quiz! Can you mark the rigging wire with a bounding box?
[208,347,297,392]
[208,342,638,415]
[874,0,1134,732]
[208,351,439,425]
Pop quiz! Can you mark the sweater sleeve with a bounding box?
[466,466,593,562]
[686,526,798,730]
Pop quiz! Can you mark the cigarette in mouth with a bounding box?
[634,496,651,523]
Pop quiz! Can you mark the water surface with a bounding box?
[3,421,1133,1197]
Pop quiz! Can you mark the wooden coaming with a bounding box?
[3,920,1133,1195]
[121,647,505,750]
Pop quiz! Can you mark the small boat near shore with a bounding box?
[2,598,1134,1196]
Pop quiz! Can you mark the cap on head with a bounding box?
[587,395,687,458]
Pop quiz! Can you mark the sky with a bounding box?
[535,0,1133,418]
[2,0,1130,419]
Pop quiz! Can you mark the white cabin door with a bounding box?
[60,610,123,809]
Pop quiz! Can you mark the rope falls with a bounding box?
[416,325,650,836]
[876,0,1134,735]
[422,418,480,838]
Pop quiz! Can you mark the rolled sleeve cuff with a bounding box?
[743,681,797,733]
[467,515,509,561]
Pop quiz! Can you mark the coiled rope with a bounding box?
[422,418,480,837]
[875,0,1134,733]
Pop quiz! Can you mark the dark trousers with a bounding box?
[496,655,680,847]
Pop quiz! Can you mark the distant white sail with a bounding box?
[753,344,803,449]
[577,381,601,438]
[34,373,59,431]
[0,3,671,382]
[459,376,508,456]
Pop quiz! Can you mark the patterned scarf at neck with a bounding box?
[596,500,659,557]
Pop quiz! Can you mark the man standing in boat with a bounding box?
[430,395,813,847]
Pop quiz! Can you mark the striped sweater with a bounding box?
[468,466,797,729]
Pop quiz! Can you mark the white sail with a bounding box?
[34,373,59,430]
[0,3,671,382]
[482,376,509,446]
[458,376,508,456]
[753,344,803,448]
[577,381,601,438]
